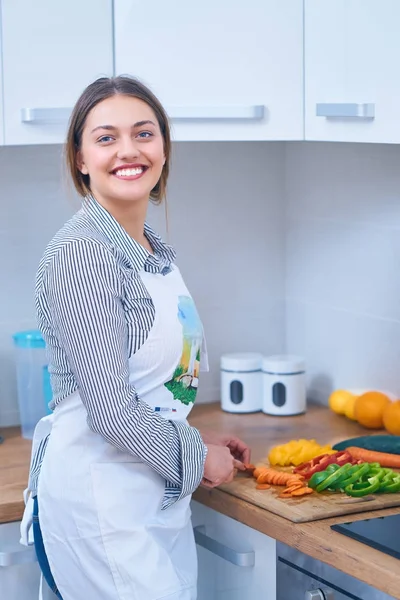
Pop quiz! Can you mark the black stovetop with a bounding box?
[331,512,400,560]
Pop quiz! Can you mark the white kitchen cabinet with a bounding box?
[191,500,276,599]
[1,0,113,146]
[114,1,303,142]
[0,521,40,599]
[305,0,400,144]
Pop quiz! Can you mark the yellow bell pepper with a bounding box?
[268,439,336,466]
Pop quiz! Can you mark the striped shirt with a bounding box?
[29,195,207,509]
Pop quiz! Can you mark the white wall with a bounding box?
[0,142,286,426]
[285,142,400,403]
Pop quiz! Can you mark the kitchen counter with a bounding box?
[190,403,400,598]
[1,403,399,597]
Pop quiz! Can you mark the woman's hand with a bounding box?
[202,444,243,488]
[200,430,251,465]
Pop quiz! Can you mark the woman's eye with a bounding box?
[98,135,114,143]
[137,131,153,139]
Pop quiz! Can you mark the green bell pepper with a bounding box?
[315,463,353,493]
[336,463,371,490]
[345,475,382,497]
[380,474,400,493]
[308,470,330,489]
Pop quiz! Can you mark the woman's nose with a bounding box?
[117,137,140,160]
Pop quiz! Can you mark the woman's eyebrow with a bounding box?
[91,120,156,134]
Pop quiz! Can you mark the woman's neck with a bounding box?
[92,192,152,252]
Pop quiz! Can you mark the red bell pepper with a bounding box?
[293,451,360,479]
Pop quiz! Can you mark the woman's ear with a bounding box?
[77,150,89,175]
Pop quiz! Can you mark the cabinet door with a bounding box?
[191,500,276,600]
[305,0,400,143]
[2,0,113,146]
[0,521,41,600]
[114,0,303,141]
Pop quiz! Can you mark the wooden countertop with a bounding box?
[1,403,399,597]
[189,404,400,598]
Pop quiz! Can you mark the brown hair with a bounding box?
[65,75,171,204]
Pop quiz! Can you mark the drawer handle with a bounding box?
[21,105,265,124]
[316,103,375,119]
[167,105,265,121]
[193,525,255,567]
[0,547,37,567]
[21,107,72,123]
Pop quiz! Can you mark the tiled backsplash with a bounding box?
[2,140,400,427]
[0,142,286,426]
[285,142,400,403]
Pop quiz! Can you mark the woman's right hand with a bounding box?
[201,444,244,488]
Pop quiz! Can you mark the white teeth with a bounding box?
[114,167,144,177]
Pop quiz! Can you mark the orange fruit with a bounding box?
[383,400,400,435]
[328,390,355,415]
[354,391,391,429]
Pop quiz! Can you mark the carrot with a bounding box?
[285,481,303,490]
[346,446,400,468]
[290,487,314,496]
[253,467,263,479]
[256,483,271,490]
[254,467,304,486]
[278,490,294,498]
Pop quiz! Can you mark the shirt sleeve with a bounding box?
[41,238,207,508]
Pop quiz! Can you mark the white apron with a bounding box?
[36,265,206,600]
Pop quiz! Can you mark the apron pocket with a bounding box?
[90,462,194,600]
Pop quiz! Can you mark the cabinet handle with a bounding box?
[0,547,37,567]
[21,105,265,124]
[193,525,255,567]
[21,107,72,123]
[305,590,334,600]
[316,103,375,119]
[167,105,265,121]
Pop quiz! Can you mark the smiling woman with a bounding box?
[22,75,251,600]
[66,76,171,204]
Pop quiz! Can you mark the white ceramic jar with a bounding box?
[262,355,306,416]
[220,352,263,413]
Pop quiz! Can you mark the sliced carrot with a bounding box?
[290,487,314,496]
[256,483,271,490]
[278,490,294,498]
[285,483,304,492]
[254,467,304,487]
[253,467,263,479]
[288,475,304,483]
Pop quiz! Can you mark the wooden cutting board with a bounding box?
[218,471,400,523]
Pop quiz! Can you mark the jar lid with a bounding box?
[13,330,46,349]
[221,352,263,372]
[262,354,305,374]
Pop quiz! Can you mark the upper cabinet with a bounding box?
[1,0,113,146]
[114,0,304,142]
[305,0,400,144]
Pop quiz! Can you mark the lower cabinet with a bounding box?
[0,521,40,599]
[191,500,276,600]
[276,541,395,600]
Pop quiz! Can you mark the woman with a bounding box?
[27,75,251,600]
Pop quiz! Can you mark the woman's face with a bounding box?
[78,94,165,208]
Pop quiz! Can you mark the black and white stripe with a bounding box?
[29,195,207,508]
